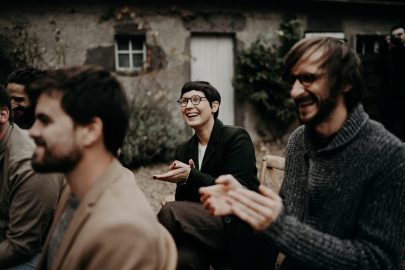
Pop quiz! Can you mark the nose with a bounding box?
[10,100,17,109]
[29,120,40,140]
[185,99,194,108]
[290,80,306,99]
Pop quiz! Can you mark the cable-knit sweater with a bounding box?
[263,104,405,270]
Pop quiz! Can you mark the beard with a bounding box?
[13,106,35,129]
[32,139,83,173]
[296,91,339,126]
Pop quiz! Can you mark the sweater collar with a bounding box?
[304,104,369,155]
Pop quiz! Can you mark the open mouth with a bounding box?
[296,96,315,108]
[186,112,199,119]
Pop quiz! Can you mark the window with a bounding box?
[355,35,385,55]
[115,36,146,71]
[304,32,345,40]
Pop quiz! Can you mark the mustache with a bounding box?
[13,106,28,113]
[294,92,318,106]
[33,137,46,147]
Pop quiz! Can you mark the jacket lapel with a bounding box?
[201,119,222,170]
[52,159,122,270]
[38,185,70,269]
[188,135,199,169]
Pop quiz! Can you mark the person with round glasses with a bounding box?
[155,81,271,269]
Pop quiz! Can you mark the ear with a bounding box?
[211,101,219,114]
[343,84,352,93]
[80,117,103,147]
[0,107,10,124]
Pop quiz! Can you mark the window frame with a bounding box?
[114,35,146,72]
[355,34,385,55]
[304,32,345,40]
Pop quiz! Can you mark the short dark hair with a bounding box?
[7,67,46,87]
[180,81,221,119]
[284,37,365,111]
[0,84,13,122]
[27,65,129,155]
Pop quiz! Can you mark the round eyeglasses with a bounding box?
[177,95,208,107]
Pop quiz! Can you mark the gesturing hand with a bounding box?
[199,174,243,216]
[200,174,283,231]
[153,159,194,183]
[227,185,283,231]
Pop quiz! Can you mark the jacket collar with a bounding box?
[189,119,223,170]
[50,158,123,269]
[304,104,369,156]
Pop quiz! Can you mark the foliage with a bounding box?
[0,24,41,83]
[234,18,302,139]
[120,90,188,169]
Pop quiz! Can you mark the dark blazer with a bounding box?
[175,119,259,202]
[174,119,272,269]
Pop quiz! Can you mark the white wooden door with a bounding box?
[190,36,234,125]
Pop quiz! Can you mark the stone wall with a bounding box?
[0,2,403,140]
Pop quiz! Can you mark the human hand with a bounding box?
[228,185,283,231]
[153,160,193,183]
[199,174,243,216]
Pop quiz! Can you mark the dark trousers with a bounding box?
[158,201,277,270]
[158,201,228,270]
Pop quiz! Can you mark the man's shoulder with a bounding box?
[286,125,305,146]
[81,170,163,242]
[360,119,405,159]
[92,167,156,221]
[6,124,35,161]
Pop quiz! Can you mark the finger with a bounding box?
[168,161,176,170]
[199,186,213,197]
[258,185,281,200]
[215,174,235,185]
[233,188,276,208]
[154,168,183,181]
[204,196,233,216]
[189,159,195,168]
[229,189,275,219]
[231,201,270,230]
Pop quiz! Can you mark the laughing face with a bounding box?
[289,50,341,126]
[7,82,33,128]
[180,90,218,130]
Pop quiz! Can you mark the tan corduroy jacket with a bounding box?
[37,159,177,270]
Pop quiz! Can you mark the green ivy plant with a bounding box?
[234,18,302,139]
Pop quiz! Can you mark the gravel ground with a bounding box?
[132,140,286,212]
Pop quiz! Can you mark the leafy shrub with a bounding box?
[234,18,302,139]
[0,24,41,83]
[120,90,188,168]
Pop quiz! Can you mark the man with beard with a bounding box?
[27,65,177,270]
[6,67,45,129]
[200,37,405,269]
[0,85,64,269]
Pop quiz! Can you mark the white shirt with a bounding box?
[198,142,207,169]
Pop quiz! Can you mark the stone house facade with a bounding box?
[0,0,403,141]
